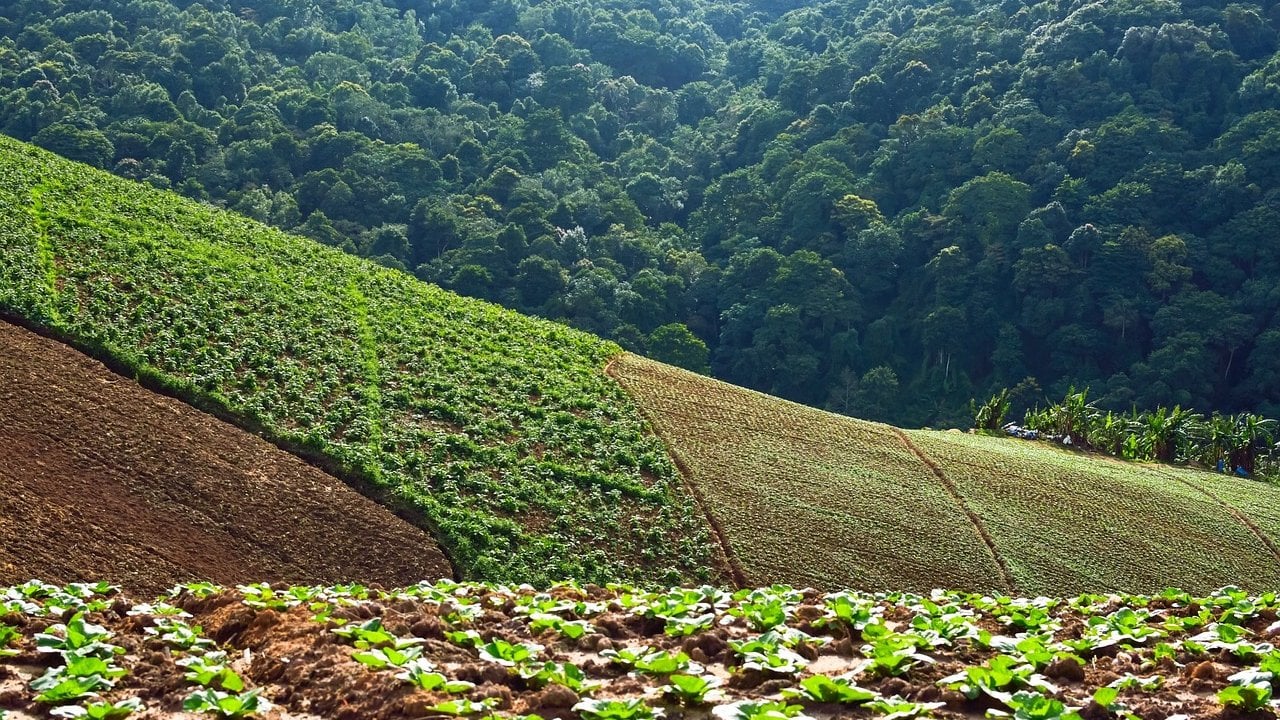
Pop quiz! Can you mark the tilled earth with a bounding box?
[2,581,1278,720]
[0,320,451,593]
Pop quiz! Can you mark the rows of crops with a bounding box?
[5,579,1280,719]
[0,136,716,586]
[612,353,1280,594]
[608,354,1008,592]
[906,430,1280,595]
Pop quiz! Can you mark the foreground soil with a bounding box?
[2,580,1274,720]
[0,320,451,593]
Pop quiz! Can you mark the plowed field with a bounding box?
[0,320,451,593]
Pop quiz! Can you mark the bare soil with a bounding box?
[0,320,451,594]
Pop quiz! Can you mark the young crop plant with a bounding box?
[985,691,1082,720]
[858,633,935,677]
[352,645,425,670]
[183,688,272,719]
[177,653,248,691]
[575,698,664,720]
[0,624,19,657]
[519,661,602,694]
[939,654,1057,702]
[50,698,144,719]
[36,613,123,659]
[398,660,476,693]
[780,674,877,705]
[1090,688,1141,720]
[633,649,699,676]
[659,674,723,705]
[478,638,543,667]
[146,617,216,653]
[865,696,946,720]
[712,701,813,720]
[527,612,594,639]
[430,699,500,716]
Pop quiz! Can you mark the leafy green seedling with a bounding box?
[664,613,715,637]
[398,660,475,693]
[0,624,21,657]
[1218,682,1273,712]
[866,696,946,720]
[634,649,696,676]
[528,612,593,640]
[859,634,934,677]
[660,673,722,705]
[183,688,272,718]
[601,646,653,667]
[146,618,215,652]
[50,698,144,719]
[36,613,121,659]
[576,698,664,720]
[939,655,1056,701]
[177,654,245,690]
[30,670,113,704]
[330,618,415,649]
[519,661,601,694]
[446,629,483,648]
[352,645,423,669]
[431,699,498,716]
[781,674,876,705]
[986,691,1082,720]
[478,638,542,666]
[712,700,812,720]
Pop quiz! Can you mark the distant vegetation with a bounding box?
[7,0,1280,425]
[978,387,1280,478]
[0,136,717,586]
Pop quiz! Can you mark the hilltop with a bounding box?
[4,135,1280,595]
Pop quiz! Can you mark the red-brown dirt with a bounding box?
[0,320,451,594]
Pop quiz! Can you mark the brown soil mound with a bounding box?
[0,320,451,594]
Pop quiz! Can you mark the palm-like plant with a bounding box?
[1230,414,1276,474]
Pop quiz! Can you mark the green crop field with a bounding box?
[609,354,1010,592]
[907,430,1280,596]
[0,135,717,586]
[613,354,1280,594]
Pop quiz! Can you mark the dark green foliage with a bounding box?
[0,137,716,586]
[6,0,1280,425]
[1020,388,1280,478]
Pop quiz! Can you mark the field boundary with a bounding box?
[1157,469,1280,564]
[0,312,461,581]
[606,356,747,588]
[892,429,1017,593]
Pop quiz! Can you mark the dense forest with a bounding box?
[5,0,1280,425]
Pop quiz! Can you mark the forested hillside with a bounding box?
[6,0,1280,424]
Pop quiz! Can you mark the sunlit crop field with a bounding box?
[907,430,1280,595]
[609,354,1007,592]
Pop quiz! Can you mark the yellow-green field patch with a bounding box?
[907,430,1280,595]
[610,353,1008,592]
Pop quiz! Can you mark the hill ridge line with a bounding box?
[606,355,747,588]
[890,428,1017,593]
[1156,469,1280,565]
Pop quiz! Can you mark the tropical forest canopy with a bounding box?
[6,0,1280,426]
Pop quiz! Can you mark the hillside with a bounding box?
[7,0,1280,426]
[5,134,1280,595]
[611,353,1280,595]
[0,134,721,587]
[0,320,450,594]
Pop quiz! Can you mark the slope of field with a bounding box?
[0,320,450,594]
[2,580,1271,720]
[612,354,1280,594]
[906,430,1280,596]
[0,135,719,586]
[609,354,1011,592]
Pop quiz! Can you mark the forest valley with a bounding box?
[6,0,1280,426]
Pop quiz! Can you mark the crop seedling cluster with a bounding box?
[4,580,1279,719]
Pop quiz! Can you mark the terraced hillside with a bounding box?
[611,354,1280,594]
[0,136,721,587]
[6,134,1280,596]
[0,321,451,594]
